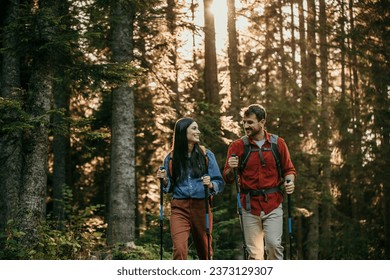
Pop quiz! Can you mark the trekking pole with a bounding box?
[203,174,211,260]
[232,154,249,260]
[159,166,165,260]
[286,179,293,260]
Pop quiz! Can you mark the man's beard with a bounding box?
[245,128,261,137]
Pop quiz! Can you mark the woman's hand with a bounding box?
[157,168,168,185]
[202,175,213,189]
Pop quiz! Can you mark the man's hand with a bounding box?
[284,180,295,194]
[228,155,239,169]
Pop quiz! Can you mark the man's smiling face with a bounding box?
[242,113,265,138]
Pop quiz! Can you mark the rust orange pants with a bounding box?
[170,198,213,260]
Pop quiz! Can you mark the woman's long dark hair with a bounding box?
[171,118,207,184]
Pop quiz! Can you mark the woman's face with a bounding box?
[186,122,200,144]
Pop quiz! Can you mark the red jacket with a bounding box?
[223,131,296,215]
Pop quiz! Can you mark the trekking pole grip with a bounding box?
[231,153,240,206]
[231,153,238,179]
[159,166,165,181]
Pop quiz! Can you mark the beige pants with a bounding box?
[242,203,284,260]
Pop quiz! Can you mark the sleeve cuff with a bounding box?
[209,182,218,195]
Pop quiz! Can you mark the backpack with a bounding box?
[167,145,209,192]
[240,134,282,180]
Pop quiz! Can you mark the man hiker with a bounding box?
[223,104,296,260]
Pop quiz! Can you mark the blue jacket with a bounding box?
[163,149,224,199]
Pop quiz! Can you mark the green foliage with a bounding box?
[195,101,221,136]
[0,188,106,260]
[100,215,173,260]
[76,63,144,90]
[0,97,71,135]
[195,101,227,157]
[2,4,78,60]
[111,243,162,260]
[212,206,244,260]
[0,97,33,133]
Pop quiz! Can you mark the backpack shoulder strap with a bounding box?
[269,134,282,180]
[199,145,207,155]
[168,150,174,177]
[240,136,251,172]
[239,134,283,180]
[241,135,250,146]
[199,145,209,170]
[166,151,175,193]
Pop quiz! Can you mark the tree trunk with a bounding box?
[203,0,219,105]
[0,0,22,235]
[306,0,317,127]
[347,0,363,226]
[277,0,287,96]
[290,0,297,87]
[340,0,346,98]
[227,0,240,117]
[19,48,53,249]
[16,0,61,249]
[373,60,390,257]
[263,3,273,100]
[52,88,71,221]
[52,0,71,222]
[307,206,319,259]
[298,0,307,103]
[383,131,390,259]
[107,0,136,246]
[167,0,181,116]
[318,0,332,259]
[190,0,202,102]
[304,0,320,260]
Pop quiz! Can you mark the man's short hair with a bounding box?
[241,104,267,121]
